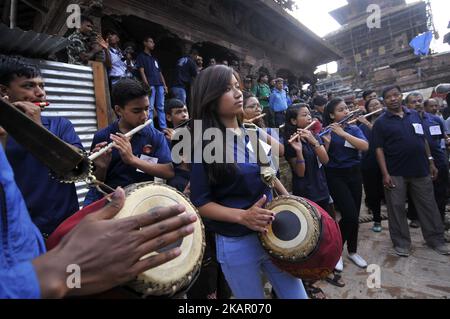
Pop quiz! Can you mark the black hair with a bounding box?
[381,85,402,99]
[242,91,255,103]
[323,98,345,126]
[105,30,119,37]
[404,92,423,105]
[112,79,149,108]
[80,15,94,25]
[191,65,241,185]
[257,73,268,83]
[312,95,327,107]
[0,55,41,86]
[143,35,153,42]
[242,92,265,127]
[364,98,383,121]
[284,103,310,142]
[423,99,434,108]
[364,98,380,112]
[362,89,376,100]
[165,98,185,115]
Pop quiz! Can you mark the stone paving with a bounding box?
[263,204,450,299]
[314,206,450,299]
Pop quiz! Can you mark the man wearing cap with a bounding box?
[269,78,289,127]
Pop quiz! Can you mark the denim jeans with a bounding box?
[170,87,187,105]
[149,85,166,129]
[215,233,307,299]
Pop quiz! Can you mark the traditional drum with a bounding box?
[259,195,342,281]
[47,182,205,298]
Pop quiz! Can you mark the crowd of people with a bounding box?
[1,15,450,300]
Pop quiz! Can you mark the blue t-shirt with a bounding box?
[326,125,367,169]
[421,112,448,169]
[0,145,46,299]
[83,121,172,205]
[6,117,83,235]
[269,89,288,112]
[172,56,198,88]
[167,166,190,193]
[285,136,329,202]
[108,47,127,78]
[372,107,429,177]
[359,123,380,171]
[136,52,163,86]
[190,131,273,237]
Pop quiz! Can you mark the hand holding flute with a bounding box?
[34,102,49,109]
[288,120,317,144]
[88,119,153,161]
[348,108,383,125]
[318,109,363,137]
[244,113,266,124]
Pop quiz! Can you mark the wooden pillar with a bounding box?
[10,0,17,28]
[89,61,114,129]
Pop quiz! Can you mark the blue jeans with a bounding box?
[215,233,307,299]
[149,85,166,129]
[170,87,187,104]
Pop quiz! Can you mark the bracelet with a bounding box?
[296,159,305,164]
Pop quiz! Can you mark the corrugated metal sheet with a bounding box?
[36,60,97,205]
[0,24,68,57]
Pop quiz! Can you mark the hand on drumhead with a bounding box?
[32,187,197,298]
[240,195,275,233]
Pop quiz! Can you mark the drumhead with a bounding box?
[259,195,321,262]
[114,182,205,297]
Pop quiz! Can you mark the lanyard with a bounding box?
[243,123,277,191]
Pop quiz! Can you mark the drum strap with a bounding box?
[243,123,277,189]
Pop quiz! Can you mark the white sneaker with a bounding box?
[348,253,368,268]
[335,256,343,272]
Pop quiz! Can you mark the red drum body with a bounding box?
[259,196,342,280]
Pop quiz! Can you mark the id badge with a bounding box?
[412,123,424,135]
[344,140,355,149]
[136,154,158,173]
[429,125,442,136]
